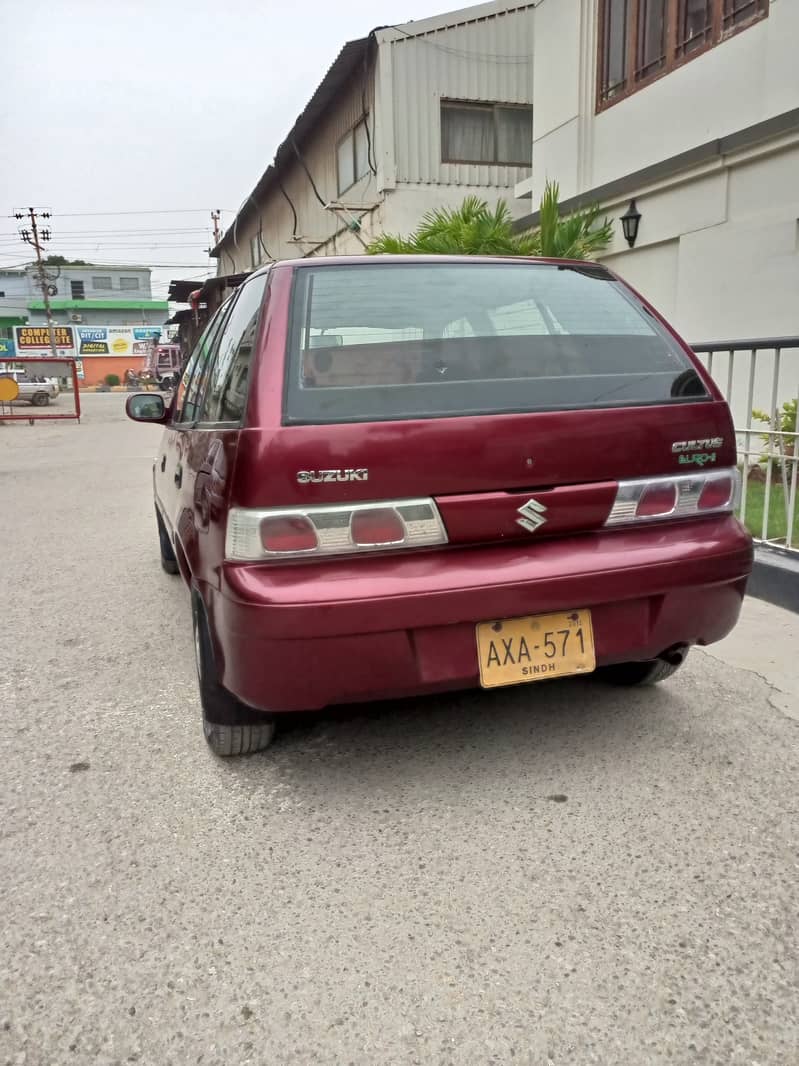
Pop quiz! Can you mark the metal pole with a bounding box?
[26,208,60,363]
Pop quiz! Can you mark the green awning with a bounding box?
[27,299,168,312]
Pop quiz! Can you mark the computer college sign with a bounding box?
[15,325,76,353]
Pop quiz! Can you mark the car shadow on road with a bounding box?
[221,672,689,800]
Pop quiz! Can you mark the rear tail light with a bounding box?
[636,482,678,518]
[350,507,406,546]
[605,468,740,526]
[698,474,735,511]
[260,515,318,554]
[226,499,447,561]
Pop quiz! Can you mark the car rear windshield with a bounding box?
[284,262,707,424]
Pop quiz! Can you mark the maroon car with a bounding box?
[127,256,752,756]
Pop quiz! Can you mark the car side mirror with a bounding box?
[126,392,168,424]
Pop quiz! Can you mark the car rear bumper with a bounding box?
[210,516,753,712]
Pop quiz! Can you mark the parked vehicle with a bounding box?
[147,343,182,389]
[0,368,60,406]
[126,256,753,756]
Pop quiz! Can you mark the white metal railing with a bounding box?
[691,338,798,553]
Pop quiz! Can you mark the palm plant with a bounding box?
[533,180,614,259]
[368,195,539,256]
[368,181,613,261]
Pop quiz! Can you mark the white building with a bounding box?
[213,1,535,272]
[0,263,166,331]
[515,0,799,349]
[213,0,797,421]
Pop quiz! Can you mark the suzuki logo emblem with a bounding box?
[516,497,548,533]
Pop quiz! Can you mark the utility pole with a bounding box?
[211,209,222,247]
[15,207,60,361]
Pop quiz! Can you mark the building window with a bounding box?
[441,102,532,166]
[676,0,714,56]
[722,0,765,28]
[92,276,112,290]
[336,119,370,195]
[598,0,769,108]
[71,281,85,300]
[120,277,140,290]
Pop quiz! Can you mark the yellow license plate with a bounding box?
[476,609,595,689]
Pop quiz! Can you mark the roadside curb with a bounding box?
[749,546,799,614]
[78,386,163,393]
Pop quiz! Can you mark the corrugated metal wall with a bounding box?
[217,5,536,273]
[390,5,534,188]
[219,71,379,273]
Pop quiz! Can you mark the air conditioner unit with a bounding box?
[70,313,83,323]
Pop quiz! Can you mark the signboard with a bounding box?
[0,337,15,357]
[13,324,162,360]
[15,325,76,353]
[76,325,161,356]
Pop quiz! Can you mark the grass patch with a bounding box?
[742,476,799,543]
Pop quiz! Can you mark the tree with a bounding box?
[368,180,613,260]
[752,398,796,504]
[41,255,89,266]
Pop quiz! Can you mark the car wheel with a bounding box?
[31,392,50,407]
[192,591,276,757]
[156,509,180,575]
[598,651,688,686]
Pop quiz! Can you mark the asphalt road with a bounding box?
[1,394,797,1066]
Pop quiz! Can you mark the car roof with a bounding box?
[263,254,612,272]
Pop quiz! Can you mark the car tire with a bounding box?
[31,392,50,406]
[192,591,276,757]
[156,509,180,575]
[598,652,688,686]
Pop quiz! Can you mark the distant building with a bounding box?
[24,264,167,327]
[0,263,168,337]
[165,275,248,358]
[1,262,168,372]
[0,269,30,355]
[212,1,535,272]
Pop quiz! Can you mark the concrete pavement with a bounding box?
[1,394,797,1066]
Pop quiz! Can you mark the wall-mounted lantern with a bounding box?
[620,199,642,248]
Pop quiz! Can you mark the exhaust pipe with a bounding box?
[659,643,690,667]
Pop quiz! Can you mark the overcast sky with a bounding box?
[0,0,440,302]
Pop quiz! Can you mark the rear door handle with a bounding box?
[174,464,183,488]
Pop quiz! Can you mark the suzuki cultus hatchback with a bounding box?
[127,257,752,755]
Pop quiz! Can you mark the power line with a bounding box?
[0,231,212,240]
[0,242,211,249]
[387,3,545,60]
[0,259,216,268]
[26,208,233,218]
[0,227,212,236]
[0,244,215,250]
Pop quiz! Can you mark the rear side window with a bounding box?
[284,263,706,424]
[175,302,230,423]
[198,272,268,424]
